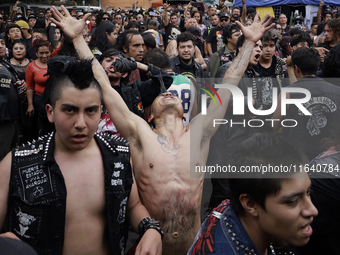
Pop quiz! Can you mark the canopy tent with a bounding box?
[233,0,339,7]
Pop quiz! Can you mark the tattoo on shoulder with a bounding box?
[155,132,180,156]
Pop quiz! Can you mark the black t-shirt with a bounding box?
[178,59,196,81]
[206,26,223,53]
[159,23,181,49]
[253,57,278,110]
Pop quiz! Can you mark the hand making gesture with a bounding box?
[50,5,90,41]
[236,13,274,43]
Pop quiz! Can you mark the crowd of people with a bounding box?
[0,0,340,255]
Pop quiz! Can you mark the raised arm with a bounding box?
[50,6,145,141]
[194,13,274,138]
[240,0,247,24]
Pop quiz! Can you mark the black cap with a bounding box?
[293,15,304,22]
[219,12,230,19]
[138,21,146,28]
[27,14,37,20]
[186,26,203,41]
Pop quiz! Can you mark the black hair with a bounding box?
[143,48,171,70]
[262,28,280,44]
[288,28,302,37]
[12,39,26,50]
[141,32,156,50]
[170,12,177,18]
[125,20,139,30]
[89,21,116,53]
[223,23,240,45]
[236,34,245,55]
[291,47,320,76]
[291,31,312,48]
[114,29,141,53]
[5,24,24,43]
[316,22,326,36]
[191,11,203,24]
[176,32,195,47]
[58,34,77,57]
[232,7,240,11]
[96,12,111,26]
[33,28,48,38]
[228,132,308,216]
[322,44,340,77]
[50,59,102,108]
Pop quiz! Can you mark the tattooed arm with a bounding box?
[50,6,148,142]
[193,13,274,139]
[166,40,178,58]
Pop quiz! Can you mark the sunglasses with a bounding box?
[220,19,229,22]
[102,17,109,20]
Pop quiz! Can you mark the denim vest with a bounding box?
[188,200,275,255]
[3,132,132,255]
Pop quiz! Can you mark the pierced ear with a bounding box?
[239,194,259,217]
[46,104,54,124]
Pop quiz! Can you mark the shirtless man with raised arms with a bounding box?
[51,6,273,254]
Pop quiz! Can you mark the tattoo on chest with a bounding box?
[156,132,180,156]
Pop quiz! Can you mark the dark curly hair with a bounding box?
[322,44,340,77]
[33,38,51,53]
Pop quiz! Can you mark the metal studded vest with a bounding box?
[3,132,132,255]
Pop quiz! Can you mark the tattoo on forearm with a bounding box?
[156,132,180,156]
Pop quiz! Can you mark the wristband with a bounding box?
[138,217,164,240]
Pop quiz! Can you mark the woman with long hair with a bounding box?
[191,11,206,36]
[89,20,118,56]
[25,38,51,138]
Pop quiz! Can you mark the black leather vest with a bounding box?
[3,132,132,255]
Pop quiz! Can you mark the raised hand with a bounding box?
[235,13,274,43]
[50,5,91,40]
[320,0,324,7]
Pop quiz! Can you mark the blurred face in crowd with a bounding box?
[185,11,191,20]
[261,40,276,61]
[324,13,332,22]
[324,24,335,43]
[102,55,127,81]
[0,39,6,59]
[186,18,198,28]
[170,15,178,26]
[177,40,195,64]
[279,14,287,24]
[219,17,229,28]
[36,45,51,64]
[90,16,97,27]
[228,29,241,47]
[32,32,45,45]
[38,11,44,18]
[245,20,253,27]
[54,28,61,41]
[124,34,144,61]
[137,14,143,22]
[248,40,262,67]
[193,12,201,23]
[82,29,90,45]
[210,15,219,26]
[311,24,318,35]
[28,17,36,28]
[45,10,51,18]
[115,14,123,25]
[208,7,217,17]
[7,27,22,42]
[12,42,26,60]
[292,41,309,50]
[102,14,110,21]
[276,24,282,34]
[107,28,118,45]
[232,8,240,19]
